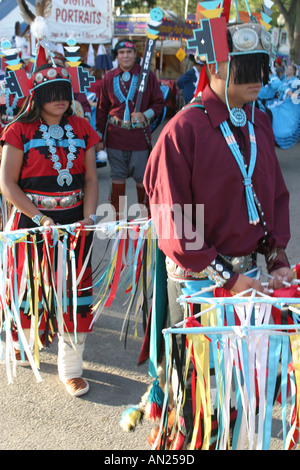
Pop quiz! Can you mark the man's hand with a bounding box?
[229,273,266,296]
[131,112,146,125]
[268,266,295,290]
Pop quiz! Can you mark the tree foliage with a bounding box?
[273,0,300,63]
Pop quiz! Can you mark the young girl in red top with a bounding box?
[0,60,100,397]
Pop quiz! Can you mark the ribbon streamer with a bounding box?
[0,218,156,383]
[160,288,300,450]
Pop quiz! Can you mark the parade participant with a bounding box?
[277,64,298,100]
[0,34,100,396]
[0,62,25,229]
[96,39,165,219]
[143,10,294,447]
[177,55,204,105]
[258,63,300,149]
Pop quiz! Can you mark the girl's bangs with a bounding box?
[34,81,72,107]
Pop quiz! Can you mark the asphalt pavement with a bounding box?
[0,121,299,452]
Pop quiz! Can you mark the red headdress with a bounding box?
[190,0,274,97]
[1,0,94,108]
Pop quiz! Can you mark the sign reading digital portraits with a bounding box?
[47,0,113,44]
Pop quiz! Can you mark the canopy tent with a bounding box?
[0,0,113,45]
[0,0,35,41]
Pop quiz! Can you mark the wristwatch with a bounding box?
[88,214,97,224]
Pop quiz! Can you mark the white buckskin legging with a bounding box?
[14,330,86,383]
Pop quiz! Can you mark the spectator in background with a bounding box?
[274,56,285,79]
[89,67,104,98]
[95,39,165,219]
[277,64,299,100]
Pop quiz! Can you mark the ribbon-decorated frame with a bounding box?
[156,273,300,451]
[0,218,156,384]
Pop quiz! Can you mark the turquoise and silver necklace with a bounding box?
[39,120,78,187]
[5,88,19,117]
[113,72,139,122]
[220,119,261,225]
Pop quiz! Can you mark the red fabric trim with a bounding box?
[194,66,209,96]
[104,235,124,308]
[23,188,83,197]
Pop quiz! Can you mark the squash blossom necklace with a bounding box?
[39,121,78,187]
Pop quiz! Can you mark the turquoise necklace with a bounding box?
[39,122,78,187]
[5,87,19,117]
[113,73,139,122]
[220,119,260,225]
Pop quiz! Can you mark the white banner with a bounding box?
[47,0,113,44]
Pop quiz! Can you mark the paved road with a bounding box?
[0,122,299,451]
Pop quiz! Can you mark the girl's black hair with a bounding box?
[15,64,73,123]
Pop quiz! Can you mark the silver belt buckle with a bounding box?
[166,257,177,275]
[166,257,207,280]
[41,197,57,209]
[27,193,40,207]
[121,121,131,129]
[230,255,253,274]
[60,195,75,208]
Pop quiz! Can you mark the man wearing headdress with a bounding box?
[95,39,165,219]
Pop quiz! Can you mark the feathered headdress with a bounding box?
[17,0,51,41]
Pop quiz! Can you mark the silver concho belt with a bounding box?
[108,115,147,129]
[26,189,84,210]
[166,253,256,281]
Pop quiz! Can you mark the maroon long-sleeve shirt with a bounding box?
[96,63,165,151]
[143,85,290,278]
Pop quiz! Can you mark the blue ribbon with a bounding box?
[113,74,139,122]
[281,335,290,448]
[263,335,282,449]
[220,120,259,225]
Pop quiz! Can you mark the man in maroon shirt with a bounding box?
[96,39,165,218]
[144,23,293,299]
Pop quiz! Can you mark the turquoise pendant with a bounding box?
[230,108,247,127]
[57,170,73,186]
[122,71,130,82]
[49,124,64,139]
